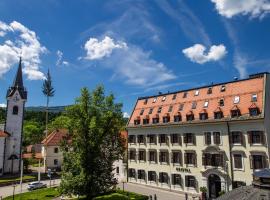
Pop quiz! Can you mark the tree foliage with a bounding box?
[60,86,125,198]
[42,70,55,98]
[23,121,44,146]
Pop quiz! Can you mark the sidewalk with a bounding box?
[123,182,199,200]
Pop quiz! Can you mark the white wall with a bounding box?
[0,138,5,176]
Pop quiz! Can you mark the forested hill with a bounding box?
[26,106,68,113]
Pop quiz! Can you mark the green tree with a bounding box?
[48,115,71,131]
[42,69,55,170]
[60,86,125,198]
[23,121,44,146]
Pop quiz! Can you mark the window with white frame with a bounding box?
[234,96,240,104]
[233,154,243,169]
[204,101,209,108]
[251,94,257,102]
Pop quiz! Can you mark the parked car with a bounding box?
[27,181,47,190]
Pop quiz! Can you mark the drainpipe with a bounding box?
[226,121,234,191]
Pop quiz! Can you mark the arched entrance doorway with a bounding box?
[208,174,221,199]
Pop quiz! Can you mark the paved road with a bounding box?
[0,179,60,198]
[123,183,198,200]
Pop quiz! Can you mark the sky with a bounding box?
[0,0,270,117]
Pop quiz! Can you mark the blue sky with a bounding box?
[0,0,270,117]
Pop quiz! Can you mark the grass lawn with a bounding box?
[0,175,36,183]
[3,187,60,200]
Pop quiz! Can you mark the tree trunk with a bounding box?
[44,96,49,172]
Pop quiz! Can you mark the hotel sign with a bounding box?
[176,167,191,173]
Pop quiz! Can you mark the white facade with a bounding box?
[0,138,5,175]
[113,159,127,182]
[41,145,63,169]
[4,91,26,174]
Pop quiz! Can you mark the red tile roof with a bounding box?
[42,129,69,146]
[0,130,9,137]
[23,153,43,159]
[128,75,265,126]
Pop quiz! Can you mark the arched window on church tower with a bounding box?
[13,106,18,115]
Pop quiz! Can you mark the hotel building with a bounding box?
[126,72,270,198]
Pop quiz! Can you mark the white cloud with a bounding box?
[0,20,47,80]
[84,36,127,60]
[182,44,227,64]
[0,103,6,108]
[123,112,130,118]
[211,0,270,18]
[156,0,211,46]
[56,50,69,66]
[83,36,176,86]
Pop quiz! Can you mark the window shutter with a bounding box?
[247,131,252,144]
[261,131,265,145]
[184,153,187,164]
[167,152,169,163]
[262,155,266,168]
[250,155,253,169]
[172,174,175,185]
[213,132,216,144]
[220,154,224,167]
[147,135,150,143]
[159,152,161,163]
[179,151,183,166]
[185,176,188,187]
[194,153,197,167]
[171,152,174,163]
[193,134,196,145]
[158,135,160,143]
[202,154,206,166]
[166,135,169,145]
[184,134,187,143]
[159,173,161,183]
[178,135,182,145]
[240,132,243,145]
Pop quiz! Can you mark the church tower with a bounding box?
[4,58,27,174]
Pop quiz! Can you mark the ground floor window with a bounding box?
[116,167,119,174]
[128,168,136,178]
[185,175,196,188]
[159,172,168,184]
[148,171,156,182]
[138,170,145,180]
[172,174,181,186]
[250,154,266,169]
[233,154,243,169]
[54,159,58,165]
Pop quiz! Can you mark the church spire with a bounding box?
[12,57,24,89]
[6,57,27,99]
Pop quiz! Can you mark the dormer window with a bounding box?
[143,118,149,124]
[214,111,223,119]
[234,96,240,104]
[191,101,197,109]
[149,108,153,114]
[153,97,157,103]
[174,115,181,122]
[144,99,148,105]
[168,106,173,112]
[207,87,212,94]
[204,101,209,108]
[231,106,241,118]
[186,111,194,121]
[163,116,170,123]
[194,90,199,96]
[162,96,166,101]
[219,99,224,107]
[152,117,159,124]
[220,85,226,92]
[172,94,177,100]
[12,106,18,115]
[249,104,259,116]
[183,92,188,98]
[249,108,259,116]
[140,109,144,115]
[134,119,140,125]
[200,113,208,120]
[157,107,162,113]
[251,94,257,102]
[179,104,184,111]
